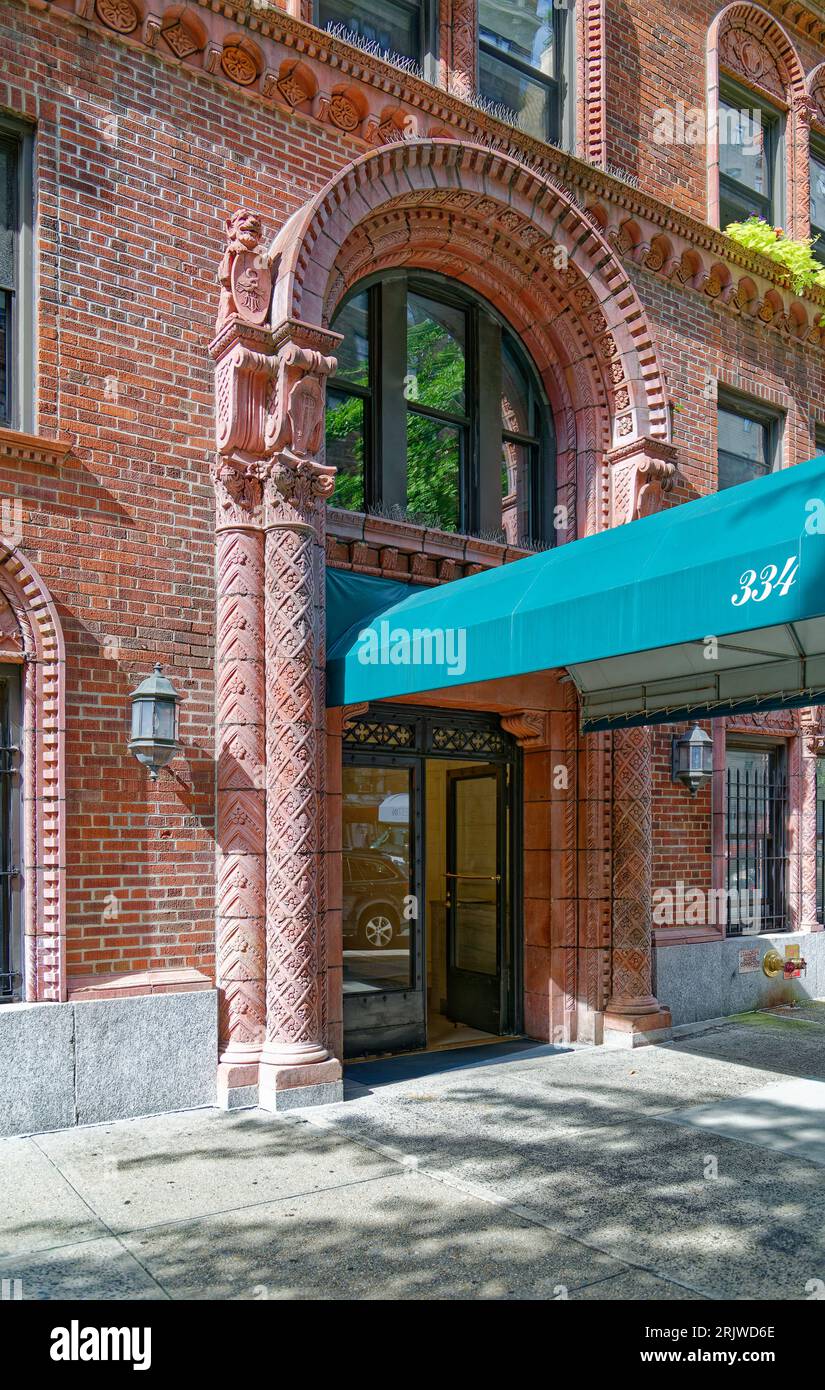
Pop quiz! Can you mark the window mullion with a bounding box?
[378,277,409,512]
[476,309,501,536]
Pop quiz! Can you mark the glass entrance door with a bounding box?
[342,761,424,1056]
[445,766,504,1035]
[342,707,517,1058]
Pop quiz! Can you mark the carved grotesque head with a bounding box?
[225,208,263,255]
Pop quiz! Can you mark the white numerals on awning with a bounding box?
[731,557,799,606]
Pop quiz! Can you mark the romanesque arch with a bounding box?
[0,541,65,1003]
[270,138,670,535]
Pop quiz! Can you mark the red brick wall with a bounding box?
[626,260,824,499]
[1,3,361,978]
[651,724,713,901]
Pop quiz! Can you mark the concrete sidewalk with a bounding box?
[2,1011,825,1300]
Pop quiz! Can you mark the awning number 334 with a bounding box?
[732,557,799,606]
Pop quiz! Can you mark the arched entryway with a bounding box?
[211,138,674,1107]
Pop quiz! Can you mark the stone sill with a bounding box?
[655,925,825,947]
[654,927,724,947]
[327,508,532,583]
[0,427,73,469]
[67,968,212,1001]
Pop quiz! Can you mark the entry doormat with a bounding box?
[344,1039,569,1088]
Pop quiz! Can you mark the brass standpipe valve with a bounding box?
[762,949,807,979]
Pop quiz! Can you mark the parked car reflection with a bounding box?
[343,849,410,950]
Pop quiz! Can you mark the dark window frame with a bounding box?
[327,271,555,544]
[716,386,783,492]
[718,77,784,232]
[811,756,816,928]
[0,116,34,433]
[478,1,568,147]
[315,0,439,78]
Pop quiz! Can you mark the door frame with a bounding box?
[341,704,522,1055]
[446,762,506,1034]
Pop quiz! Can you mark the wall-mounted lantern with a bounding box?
[128,664,180,780]
[671,722,713,796]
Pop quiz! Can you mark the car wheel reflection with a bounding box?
[361,913,395,948]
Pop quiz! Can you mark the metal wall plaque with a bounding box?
[738,947,761,974]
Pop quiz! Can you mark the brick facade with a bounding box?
[3,0,825,1110]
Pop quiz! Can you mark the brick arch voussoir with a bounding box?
[0,543,65,1003]
[270,140,669,448]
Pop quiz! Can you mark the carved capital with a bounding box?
[606,436,677,527]
[213,458,264,531]
[261,455,336,531]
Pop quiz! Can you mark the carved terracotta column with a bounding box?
[257,324,343,1109]
[607,726,659,1016]
[438,0,477,97]
[791,95,814,241]
[800,714,824,932]
[211,209,344,1107]
[213,467,267,1077]
[210,210,275,1104]
[604,440,676,1039]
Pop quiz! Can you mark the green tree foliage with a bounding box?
[724,216,825,294]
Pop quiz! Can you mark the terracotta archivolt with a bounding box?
[0,542,65,1004]
[269,139,671,477]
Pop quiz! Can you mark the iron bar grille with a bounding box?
[0,680,16,999]
[811,761,816,922]
[725,757,788,936]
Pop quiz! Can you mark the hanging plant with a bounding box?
[724,216,825,295]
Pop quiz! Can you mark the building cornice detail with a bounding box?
[34,0,825,351]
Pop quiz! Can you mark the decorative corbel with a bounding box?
[342,703,370,732]
[263,318,342,465]
[500,710,551,747]
[606,437,677,527]
[144,13,162,46]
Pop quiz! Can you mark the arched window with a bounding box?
[326,273,556,545]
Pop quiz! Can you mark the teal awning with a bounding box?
[326,456,825,731]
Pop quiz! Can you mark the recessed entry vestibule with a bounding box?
[342,706,521,1059]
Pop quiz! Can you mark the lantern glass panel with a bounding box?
[153,700,176,741]
[134,699,154,739]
